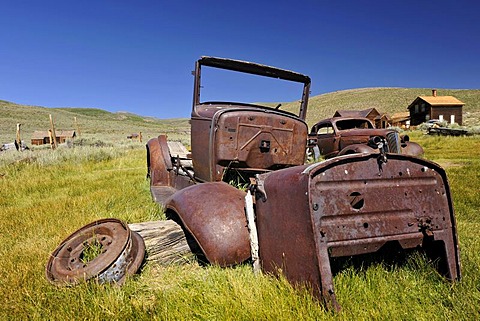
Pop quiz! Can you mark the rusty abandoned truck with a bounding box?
[309,116,423,160]
[146,56,460,310]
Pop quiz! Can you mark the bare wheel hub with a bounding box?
[46,218,145,285]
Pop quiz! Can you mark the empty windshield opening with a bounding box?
[199,67,305,108]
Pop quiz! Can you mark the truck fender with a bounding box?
[165,182,251,266]
[146,135,172,187]
[401,141,424,157]
[338,144,375,156]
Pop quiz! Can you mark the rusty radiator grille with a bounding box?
[386,131,401,153]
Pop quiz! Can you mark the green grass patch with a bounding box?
[80,238,104,264]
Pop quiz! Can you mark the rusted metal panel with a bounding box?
[191,107,308,182]
[255,153,460,310]
[165,182,251,266]
[190,117,213,182]
[146,135,172,187]
[209,109,308,181]
[254,164,331,305]
[147,135,197,204]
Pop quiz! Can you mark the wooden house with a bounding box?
[390,112,411,129]
[333,108,390,128]
[127,132,142,142]
[374,113,391,129]
[31,130,76,146]
[127,133,139,139]
[407,90,464,126]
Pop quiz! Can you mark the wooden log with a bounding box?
[128,220,199,266]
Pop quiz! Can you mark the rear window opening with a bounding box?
[336,119,374,130]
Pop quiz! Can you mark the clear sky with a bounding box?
[1,0,479,118]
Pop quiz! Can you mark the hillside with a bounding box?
[0,100,190,145]
[1,87,479,145]
[283,88,480,127]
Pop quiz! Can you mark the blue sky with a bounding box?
[1,0,479,118]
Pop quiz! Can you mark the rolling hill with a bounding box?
[282,88,480,126]
[1,87,479,145]
[0,100,190,145]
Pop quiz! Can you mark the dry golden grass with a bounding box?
[0,135,479,320]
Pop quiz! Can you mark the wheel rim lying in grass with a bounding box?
[46,218,145,285]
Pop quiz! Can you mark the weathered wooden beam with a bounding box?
[49,114,58,149]
[15,123,21,151]
[128,220,198,266]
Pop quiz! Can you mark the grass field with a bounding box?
[0,133,479,320]
[1,89,479,319]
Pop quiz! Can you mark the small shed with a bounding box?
[374,113,391,129]
[127,133,139,139]
[127,132,142,142]
[407,90,464,126]
[390,112,411,129]
[31,130,76,145]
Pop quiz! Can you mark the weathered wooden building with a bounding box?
[390,112,411,129]
[407,90,464,126]
[333,108,390,128]
[31,130,76,146]
[127,132,142,142]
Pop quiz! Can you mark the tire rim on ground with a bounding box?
[46,218,145,285]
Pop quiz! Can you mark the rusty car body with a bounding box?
[147,56,311,266]
[146,56,460,310]
[309,117,423,159]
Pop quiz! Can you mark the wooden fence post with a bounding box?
[15,123,22,151]
[48,130,54,149]
[74,116,81,138]
[49,114,58,149]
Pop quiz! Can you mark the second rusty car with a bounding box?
[309,117,423,159]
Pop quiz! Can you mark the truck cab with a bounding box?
[190,56,311,182]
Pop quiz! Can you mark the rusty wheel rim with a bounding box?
[46,218,145,285]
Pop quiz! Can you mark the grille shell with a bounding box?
[386,131,401,153]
